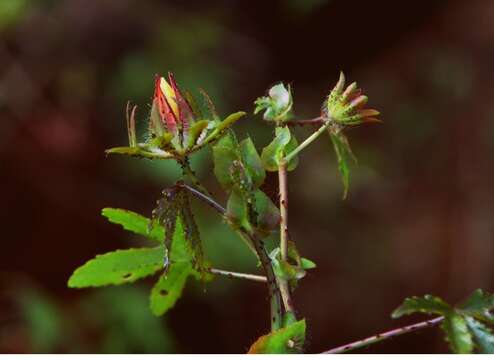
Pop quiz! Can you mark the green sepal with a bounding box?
[187,120,210,148]
[194,111,245,150]
[105,146,175,160]
[248,319,306,354]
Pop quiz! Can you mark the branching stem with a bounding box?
[178,182,283,331]
[284,121,331,163]
[322,316,444,354]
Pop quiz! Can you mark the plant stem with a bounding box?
[322,316,444,354]
[208,268,267,282]
[177,182,283,331]
[284,121,331,163]
[179,183,225,214]
[180,157,211,196]
[285,116,324,127]
[278,159,294,313]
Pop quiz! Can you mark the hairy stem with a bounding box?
[322,316,444,354]
[178,182,283,331]
[278,159,294,313]
[209,268,267,282]
[284,121,331,163]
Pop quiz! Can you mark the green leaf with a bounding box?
[253,190,280,235]
[300,257,317,269]
[392,294,451,318]
[248,319,306,354]
[149,262,193,316]
[226,189,251,231]
[261,127,292,172]
[240,137,265,188]
[68,247,164,288]
[442,311,474,354]
[329,130,356,199]
[465,316,494,353]
[212,132,239,191]
[102,208,164,243]
[459,289,494,323]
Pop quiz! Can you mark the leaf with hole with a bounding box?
[150,262,193,316]
[68,247,164,288]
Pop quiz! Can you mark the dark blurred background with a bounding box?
[1,0,493,354]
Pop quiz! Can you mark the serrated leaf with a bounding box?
[240,137,265,188]
[102,208,164,243]
[392,295,451,318]
[459,289,494,323]
[261,127,292,172]
[465,316,494,353]
[329,130,356,199]
[248,319,306,354]
[442,311,473,354]
[68,247,164,288]
[149,262,193,316]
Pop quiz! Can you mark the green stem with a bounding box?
[284,121,331,163]
[278,159,294,314]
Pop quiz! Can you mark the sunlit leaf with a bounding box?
[102,208,164,243]
[150,262,193,316]
[68,247,164,288]
[300,257,316,270]
[248,319,306,354]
